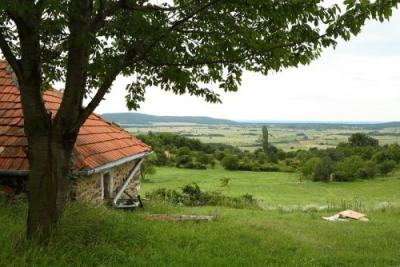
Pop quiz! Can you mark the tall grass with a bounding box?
[1,199,400,267]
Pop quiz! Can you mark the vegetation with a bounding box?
[299,134,399,182]
[146,183,257,209]
[140,131,399,182]
[126,122,400,152]
[143,166,400,209]
[262,126,269,153]
[1,168,400,266]
[1,0,399,240]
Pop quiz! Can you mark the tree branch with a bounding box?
[90,0,194,34]
[0,27,22,77]
[135,0,223,63]
[78,0,223,128]
[73,64,122,131]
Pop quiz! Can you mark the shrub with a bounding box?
[313,157,335,181]
[357,160,377,179]
[175,154,193,168]
[222,155,240,170]
[301,157,334,181]
[378,160,396,175]
[146,183,258,209]
[301,157,322,179]
[335,156,365,181]
[219,178,230,187]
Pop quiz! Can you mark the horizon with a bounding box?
[102,111,399,124]
[93,10,400,122]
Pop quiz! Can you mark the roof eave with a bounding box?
[0,151,153,177]
[74,150,153,176]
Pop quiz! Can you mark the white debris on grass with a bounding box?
[322,210,369,222]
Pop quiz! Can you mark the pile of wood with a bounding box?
[145,214,215,222]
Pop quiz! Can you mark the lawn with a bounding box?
[1,168,400,266]
[143,166,400,211]
[1,202,400,266]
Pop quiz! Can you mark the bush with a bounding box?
[358,160,377,179]
[301,157,334,181]
[335,156,366,181]
[175,154,193,168]
[378,160,396,175]
[222,155,240,170]
[146,183,258,209]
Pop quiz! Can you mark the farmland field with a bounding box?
[125,124,400,151]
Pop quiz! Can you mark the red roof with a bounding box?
[0,60,151,173]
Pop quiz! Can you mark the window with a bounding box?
[102,172,113,199]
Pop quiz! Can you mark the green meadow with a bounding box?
[1,167,400,266]
[143,166,400,210]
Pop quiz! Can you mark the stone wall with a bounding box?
[71,159,141,204]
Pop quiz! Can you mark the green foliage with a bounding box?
[2,0,398,109]
[335,156,366,181]
[358,160,377,179]
[262,126,269,154]
[138,132,220,169]
[146,183,257,209]
[221,155,240,171]
[219,177,230,187]
[348,133,379,147]
[296,133,399,182]
[140,154,157,182]
[378,160,397,175]
[301,157,335,181]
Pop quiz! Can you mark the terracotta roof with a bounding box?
[0,60,151,174]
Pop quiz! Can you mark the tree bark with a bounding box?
[26,127,77,242]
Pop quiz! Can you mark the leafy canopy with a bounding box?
[1,0,399,111]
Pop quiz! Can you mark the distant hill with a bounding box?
[102,112,400,130]
[102,112,238,126]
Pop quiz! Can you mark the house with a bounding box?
[0,60,152,208]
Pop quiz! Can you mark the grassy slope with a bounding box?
[1,168,400,266]
[143,166,400,210]
[1,202,400,267]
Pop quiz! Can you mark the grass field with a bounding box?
[143,166,400,211]
[2,167,399,266]
[126,124,400,151]
[1,200,400,266]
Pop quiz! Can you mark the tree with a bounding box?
[221,155,239,171]
[262,126,269,154]
[348,133,379,147]
[378,160,396,175]
[0,0,398,242]
[301,157,335,181]
[335,155,365,181]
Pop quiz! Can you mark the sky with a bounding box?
[94,10,400,122]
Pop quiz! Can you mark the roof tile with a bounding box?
[0,60,151,173]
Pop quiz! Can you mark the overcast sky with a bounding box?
[93,10,400,122]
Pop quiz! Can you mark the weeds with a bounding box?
[146,183,258,209]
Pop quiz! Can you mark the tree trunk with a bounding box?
[26,128,76,243]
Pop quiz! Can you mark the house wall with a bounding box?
[71,159,141,204]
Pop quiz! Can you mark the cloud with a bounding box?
[94,10,400,122]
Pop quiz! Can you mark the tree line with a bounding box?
[139,131,399,182]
